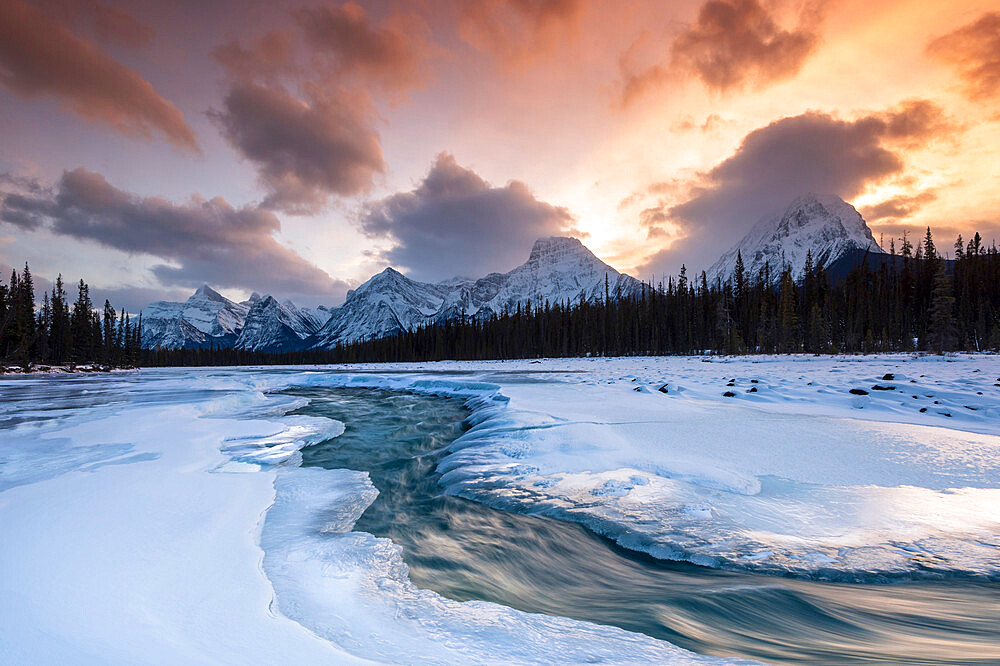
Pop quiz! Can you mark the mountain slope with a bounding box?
[141,285,249,349]
[309,268,453,347]
[141,237,643,351]
[234,296,322,352]
[309,237,642,348]
[708,194,885,283]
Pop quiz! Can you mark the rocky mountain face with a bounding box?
[142,285,251,349]
[141,286,326,350]
[141,237,641,351]
[708,194,885,284]
[308,237,643,348]
[232,296,324,352]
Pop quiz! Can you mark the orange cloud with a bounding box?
[458,0,585,65]
[0,0,197,151]
[295,2,433,94]
[622,0,821,104]
[927,12,1000,101]
[214,30,296,83]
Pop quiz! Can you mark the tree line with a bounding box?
[5,227,998,369]
[141,228,1000,367]
[1,263,142,368]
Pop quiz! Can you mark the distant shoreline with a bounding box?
[1,364,137,375]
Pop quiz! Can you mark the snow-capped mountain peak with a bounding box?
[309,236,642,348]
[233,295,321,352]
[708,193,884,283]
[190,284,227,303]
[142,236,643,351]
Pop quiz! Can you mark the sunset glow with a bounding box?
[1,0,998,307]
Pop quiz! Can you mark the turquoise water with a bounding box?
[292,387,1000,664]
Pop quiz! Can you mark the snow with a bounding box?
[233,295,321,352]
[310,236,642,348]
[142,285,250,349]
[0,366,749,664]
[0,378,361,664]
[708,194,885,283]
[289,354,1000,580]
[2,354,997,662]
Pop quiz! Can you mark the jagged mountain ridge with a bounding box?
[708,194,885,284]
[141,286,327,350]
[142,285,251,349]
[233,295,324,352]
[308,237,643,348]
[140,236,641,351]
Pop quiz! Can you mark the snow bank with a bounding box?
[429,355,1000,580]
[0,368,745,664]
[299,355,1000,580]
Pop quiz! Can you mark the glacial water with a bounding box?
[292,386,1000,665]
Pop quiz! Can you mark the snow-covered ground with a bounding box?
[1,354,998,663]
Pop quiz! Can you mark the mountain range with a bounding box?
[141,236,642,351]
[141,194,885,352]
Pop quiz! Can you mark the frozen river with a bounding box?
[1,355,998,663]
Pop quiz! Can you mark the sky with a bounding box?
[1,0,998,309]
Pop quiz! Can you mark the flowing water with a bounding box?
[291,386,1000,664]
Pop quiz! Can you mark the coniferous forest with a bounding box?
[144,229,1000,366]
[5,228,1000,370]
[0,264,142,368]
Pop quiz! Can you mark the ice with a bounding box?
[2,354,998,663]
[313,354,1000,580]
[263,466,730,664]
[0,367,745,664]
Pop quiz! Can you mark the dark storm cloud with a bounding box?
[622,0,821,104]
[636,100,952,275]
[211,82,386,214]
[927,12,1000,101]
[0,0,198,151]
[360,153,576,282]
[294,2,432,92]
[0,168,340,297]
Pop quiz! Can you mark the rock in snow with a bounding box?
[708,193,884,284]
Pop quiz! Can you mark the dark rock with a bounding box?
[657,384,669,394]
[849,388,869,395]
[882,373,895,380]
[871,385,895,391]
[723,391,736,397]
[747,387,757,393]
[920,407,927,412]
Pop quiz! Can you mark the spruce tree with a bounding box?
[928,259,957,352]
[71,279,93,362]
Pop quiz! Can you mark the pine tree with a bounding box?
[778,267,798,352]
[50,275,71,363]
[103,299,117,364]
[71,279,94,362]
[928,259,957,352]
